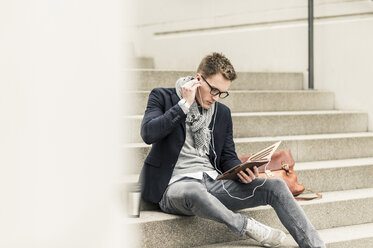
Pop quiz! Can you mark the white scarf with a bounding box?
[175,76,215,156]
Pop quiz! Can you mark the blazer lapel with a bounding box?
[209,103,219,136]
[208,103,219,161]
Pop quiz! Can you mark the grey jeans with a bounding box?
[159,172,325,248]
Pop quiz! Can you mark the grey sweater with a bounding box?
[169,99,218,184]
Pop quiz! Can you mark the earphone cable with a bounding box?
[200,87,268,201]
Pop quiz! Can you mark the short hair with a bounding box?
[197,52,237,81]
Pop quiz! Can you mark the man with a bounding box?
[139,53,325,247]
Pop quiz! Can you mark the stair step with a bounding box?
[296,157,373,192]
[234,132,373,161]
[232,110,367,138]
[123,132,373,174]
[123,90,334,115]
[124,70,303,91]
[134,57,154,69]
[194,223,373,248]
[119,157,373,202]
[123,110,368,143]
[125,188,373,248]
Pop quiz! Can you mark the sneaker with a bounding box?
[245,218,286,247]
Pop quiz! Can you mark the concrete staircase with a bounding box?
[123,69,373,247]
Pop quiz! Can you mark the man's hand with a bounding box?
[237,166,259,184]
[181,78,202,106]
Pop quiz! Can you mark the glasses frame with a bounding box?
[200,75,229,99]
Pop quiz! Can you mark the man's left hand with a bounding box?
[237,166,259,184]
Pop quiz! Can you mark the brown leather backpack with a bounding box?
[239,149,322,200]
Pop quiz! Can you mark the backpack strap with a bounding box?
[295,188,322,201]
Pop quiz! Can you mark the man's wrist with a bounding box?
[178,98,190,114]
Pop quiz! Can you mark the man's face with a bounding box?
[195,72,231,109]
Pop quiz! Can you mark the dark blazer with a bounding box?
[139,87,242,203]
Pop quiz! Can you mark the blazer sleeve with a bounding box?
[141,88,186,144]
[219,108,242,172]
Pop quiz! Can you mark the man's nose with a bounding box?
[212,94,219,102]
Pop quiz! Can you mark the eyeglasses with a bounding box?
[200,75,229,99]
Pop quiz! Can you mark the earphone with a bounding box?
[197,80,269,200]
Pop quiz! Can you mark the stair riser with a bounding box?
[124,136,373,174]
[123,91,335,115]
[235,137,373,162]
[327,238,373,248]
[124,71,303,91]
[130,197,373,248]
[123,113,367,143]
[296,165,373,192]
[194,229,373,248]
[134,57,154,69]
[232,113,367,138]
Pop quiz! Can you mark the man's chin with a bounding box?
[203,103,212,109]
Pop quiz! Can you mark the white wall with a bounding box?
[131,0,373,130]
[315,15,373,130]
[0,1,135,247]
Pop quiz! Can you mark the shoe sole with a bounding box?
[262,232,286,247]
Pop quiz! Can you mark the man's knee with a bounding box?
[260,178,292,205]
[264,178,289,194]
[183,183,208,202]
[164,182,207,212]
[167,182,206,202]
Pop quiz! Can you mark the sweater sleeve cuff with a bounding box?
[178,99,190,114]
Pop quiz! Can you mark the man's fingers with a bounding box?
[184,79,199,87]
[182,81,201,91]
[238,170,252,184]
[191,82,201,89]
[181,80,202,105]
[245,168,256,180]
[253,166,259,177]
[237,173,245,183]
[237,172,250,184]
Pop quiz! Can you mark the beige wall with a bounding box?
[131,0,373,130]
[315,15,373,131]
[0,1,133,247]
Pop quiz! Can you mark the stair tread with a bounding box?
[231,110,365,116]
[124,132,373,147]
[120,157,373,184]
[235,132,373,143]
[125,187,373,224]
[296,157,373,170]
[124,110,366,119]
[194,223,373,247]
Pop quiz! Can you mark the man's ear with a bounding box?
[195,73,201,81]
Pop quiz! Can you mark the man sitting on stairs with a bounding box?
[139,52,325,248]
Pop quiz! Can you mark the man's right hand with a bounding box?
[181,78,202,106]
[237,166,259,184]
